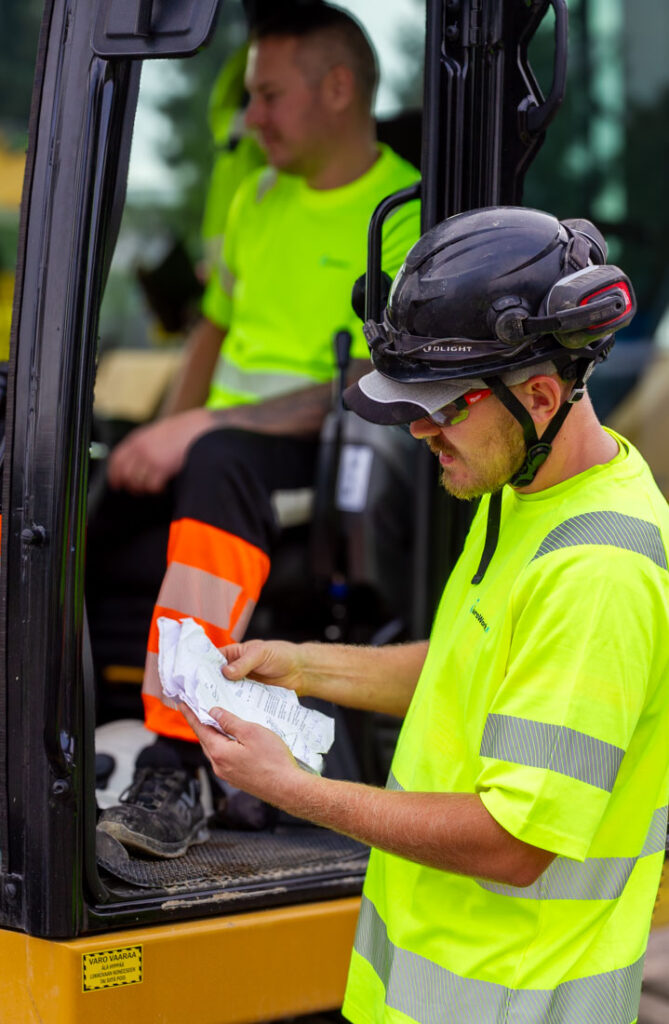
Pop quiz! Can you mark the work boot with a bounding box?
[97,766,209,858]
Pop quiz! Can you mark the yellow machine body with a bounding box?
[0,897,359,1024]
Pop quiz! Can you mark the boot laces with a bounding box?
[120,767,190,811]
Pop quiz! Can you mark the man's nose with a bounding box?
[409,417,443,440]
[244,97,263,129]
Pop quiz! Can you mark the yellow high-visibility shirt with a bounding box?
[344,430,669,1024]
[202,144,420,409]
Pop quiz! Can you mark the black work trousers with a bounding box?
[86,428,319,733]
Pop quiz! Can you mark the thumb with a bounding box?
[221,639,271,680]
[209,706,245,740]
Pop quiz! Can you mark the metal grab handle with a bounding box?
[366,182,422,322]
[522,0,568,136]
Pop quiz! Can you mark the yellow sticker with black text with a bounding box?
[82,944,143,991]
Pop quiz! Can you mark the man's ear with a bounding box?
[516,375,565,425]
[321,63,356,113]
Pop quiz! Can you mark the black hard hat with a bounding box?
[344,206,635,425]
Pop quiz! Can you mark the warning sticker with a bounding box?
[82,945,143,992]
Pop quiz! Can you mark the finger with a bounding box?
[219,643,245,670]
[221,641,268,679]
[124,474,151,496]
[208,706,246,740]
[179,703,222,745]
[141,466,167,495]
[179,702,199,730]
[108,448,142,492]
[120,449,165,495]
[106,449,126,489]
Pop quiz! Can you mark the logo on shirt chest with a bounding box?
[319,255,352,270]
[469,598,490,633]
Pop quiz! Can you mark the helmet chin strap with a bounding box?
[470,360,592,585]
[485,358,593,488]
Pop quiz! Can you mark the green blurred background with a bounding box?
[1,0,667,386]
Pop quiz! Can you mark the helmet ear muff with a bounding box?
[490,265,636,350]
[544,264,635,348]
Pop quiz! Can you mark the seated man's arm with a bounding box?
[106,317,226,493]
[212,357,370,436]
[161,317,226,415]
[107,354,369,493]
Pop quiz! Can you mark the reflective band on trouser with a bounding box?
[142,517,270,740]
[353,894,644,1024]
[208,355,320,407]
[480,713,625,791]
[478,804,668,900]
[532,510,668,570]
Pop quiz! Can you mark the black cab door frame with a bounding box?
[1,0,220,939]
[0,0,565,941]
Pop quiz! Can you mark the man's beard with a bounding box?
[428,417,526,500]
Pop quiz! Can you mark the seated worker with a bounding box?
[181,208,669,1024]
[198,1,272,280]
[95,4,420,857]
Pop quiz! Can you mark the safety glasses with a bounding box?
[426,388,492,427]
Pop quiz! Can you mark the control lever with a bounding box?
[334,328,353,408]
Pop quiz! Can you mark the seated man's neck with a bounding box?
[305,134,380,190]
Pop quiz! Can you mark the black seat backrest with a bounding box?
[377,109,422,170]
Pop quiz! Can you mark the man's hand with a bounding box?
[220,639,306,695]
[222,637,427,717]
[107,407,215,494]
[180,703,302,804]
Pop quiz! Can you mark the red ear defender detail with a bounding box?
[579,281,633,330]
[545,265,637,348]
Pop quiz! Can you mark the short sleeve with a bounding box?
[200,173,252,329]
[476,550,656,860]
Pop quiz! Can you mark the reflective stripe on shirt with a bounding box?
[353,894,645,1024]
[477,805,668,901]
[208,355,320,406]
[480,713,625,791]
[532,510,668,569]
[386,771,667,903]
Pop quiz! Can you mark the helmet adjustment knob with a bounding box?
[488,295,529,344]
[494,307,529,343]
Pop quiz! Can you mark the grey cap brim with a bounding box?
[342,360,559,426]
[343,370,486,425]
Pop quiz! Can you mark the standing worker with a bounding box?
[183,207,669,1024]
[95,4,420,858]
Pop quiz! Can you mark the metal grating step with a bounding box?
[96,824,368,894]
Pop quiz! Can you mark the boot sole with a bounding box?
[97,819,210,859]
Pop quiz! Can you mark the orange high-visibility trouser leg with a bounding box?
[142,517,270,741]
[138,427,318,742]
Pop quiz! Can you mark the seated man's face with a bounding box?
[244,35,334,177]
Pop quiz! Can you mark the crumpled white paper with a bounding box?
[157,617,335,774]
